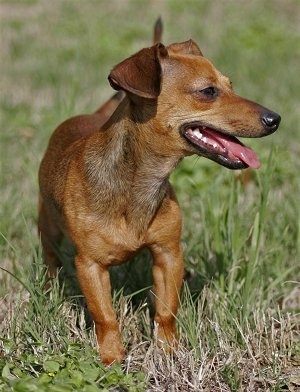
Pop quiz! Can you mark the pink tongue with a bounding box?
[207,129,261,169]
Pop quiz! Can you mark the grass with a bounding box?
[0,0,299,390]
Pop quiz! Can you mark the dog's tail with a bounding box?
[153,17,163,44]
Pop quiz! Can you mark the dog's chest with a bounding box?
[68,211,147,266]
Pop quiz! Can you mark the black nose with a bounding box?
[261,111,281,133]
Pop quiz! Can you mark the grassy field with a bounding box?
[0,0,299,390]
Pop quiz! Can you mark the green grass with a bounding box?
[1,0,299,390]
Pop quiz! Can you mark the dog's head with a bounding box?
[108,41,281,169]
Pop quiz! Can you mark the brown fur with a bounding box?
[38,30,280,364]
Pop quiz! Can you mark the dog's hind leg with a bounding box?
[38,194,63,277]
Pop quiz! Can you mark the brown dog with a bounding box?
[38,27,280,364]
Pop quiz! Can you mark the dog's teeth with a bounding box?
[193,129,203,139]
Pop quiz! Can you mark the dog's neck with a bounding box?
[84,98,181,233]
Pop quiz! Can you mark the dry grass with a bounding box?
[1,281,299,391]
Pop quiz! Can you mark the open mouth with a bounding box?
[182,124,260,170]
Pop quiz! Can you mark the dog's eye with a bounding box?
[200,87,218,98]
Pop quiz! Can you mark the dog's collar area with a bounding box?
[181,124,261,170]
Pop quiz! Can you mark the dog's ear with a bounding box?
[167,39,203,56]
[108,43,168,99]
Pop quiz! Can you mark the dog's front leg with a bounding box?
[75,255,124,364]
[150,243,184,349]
